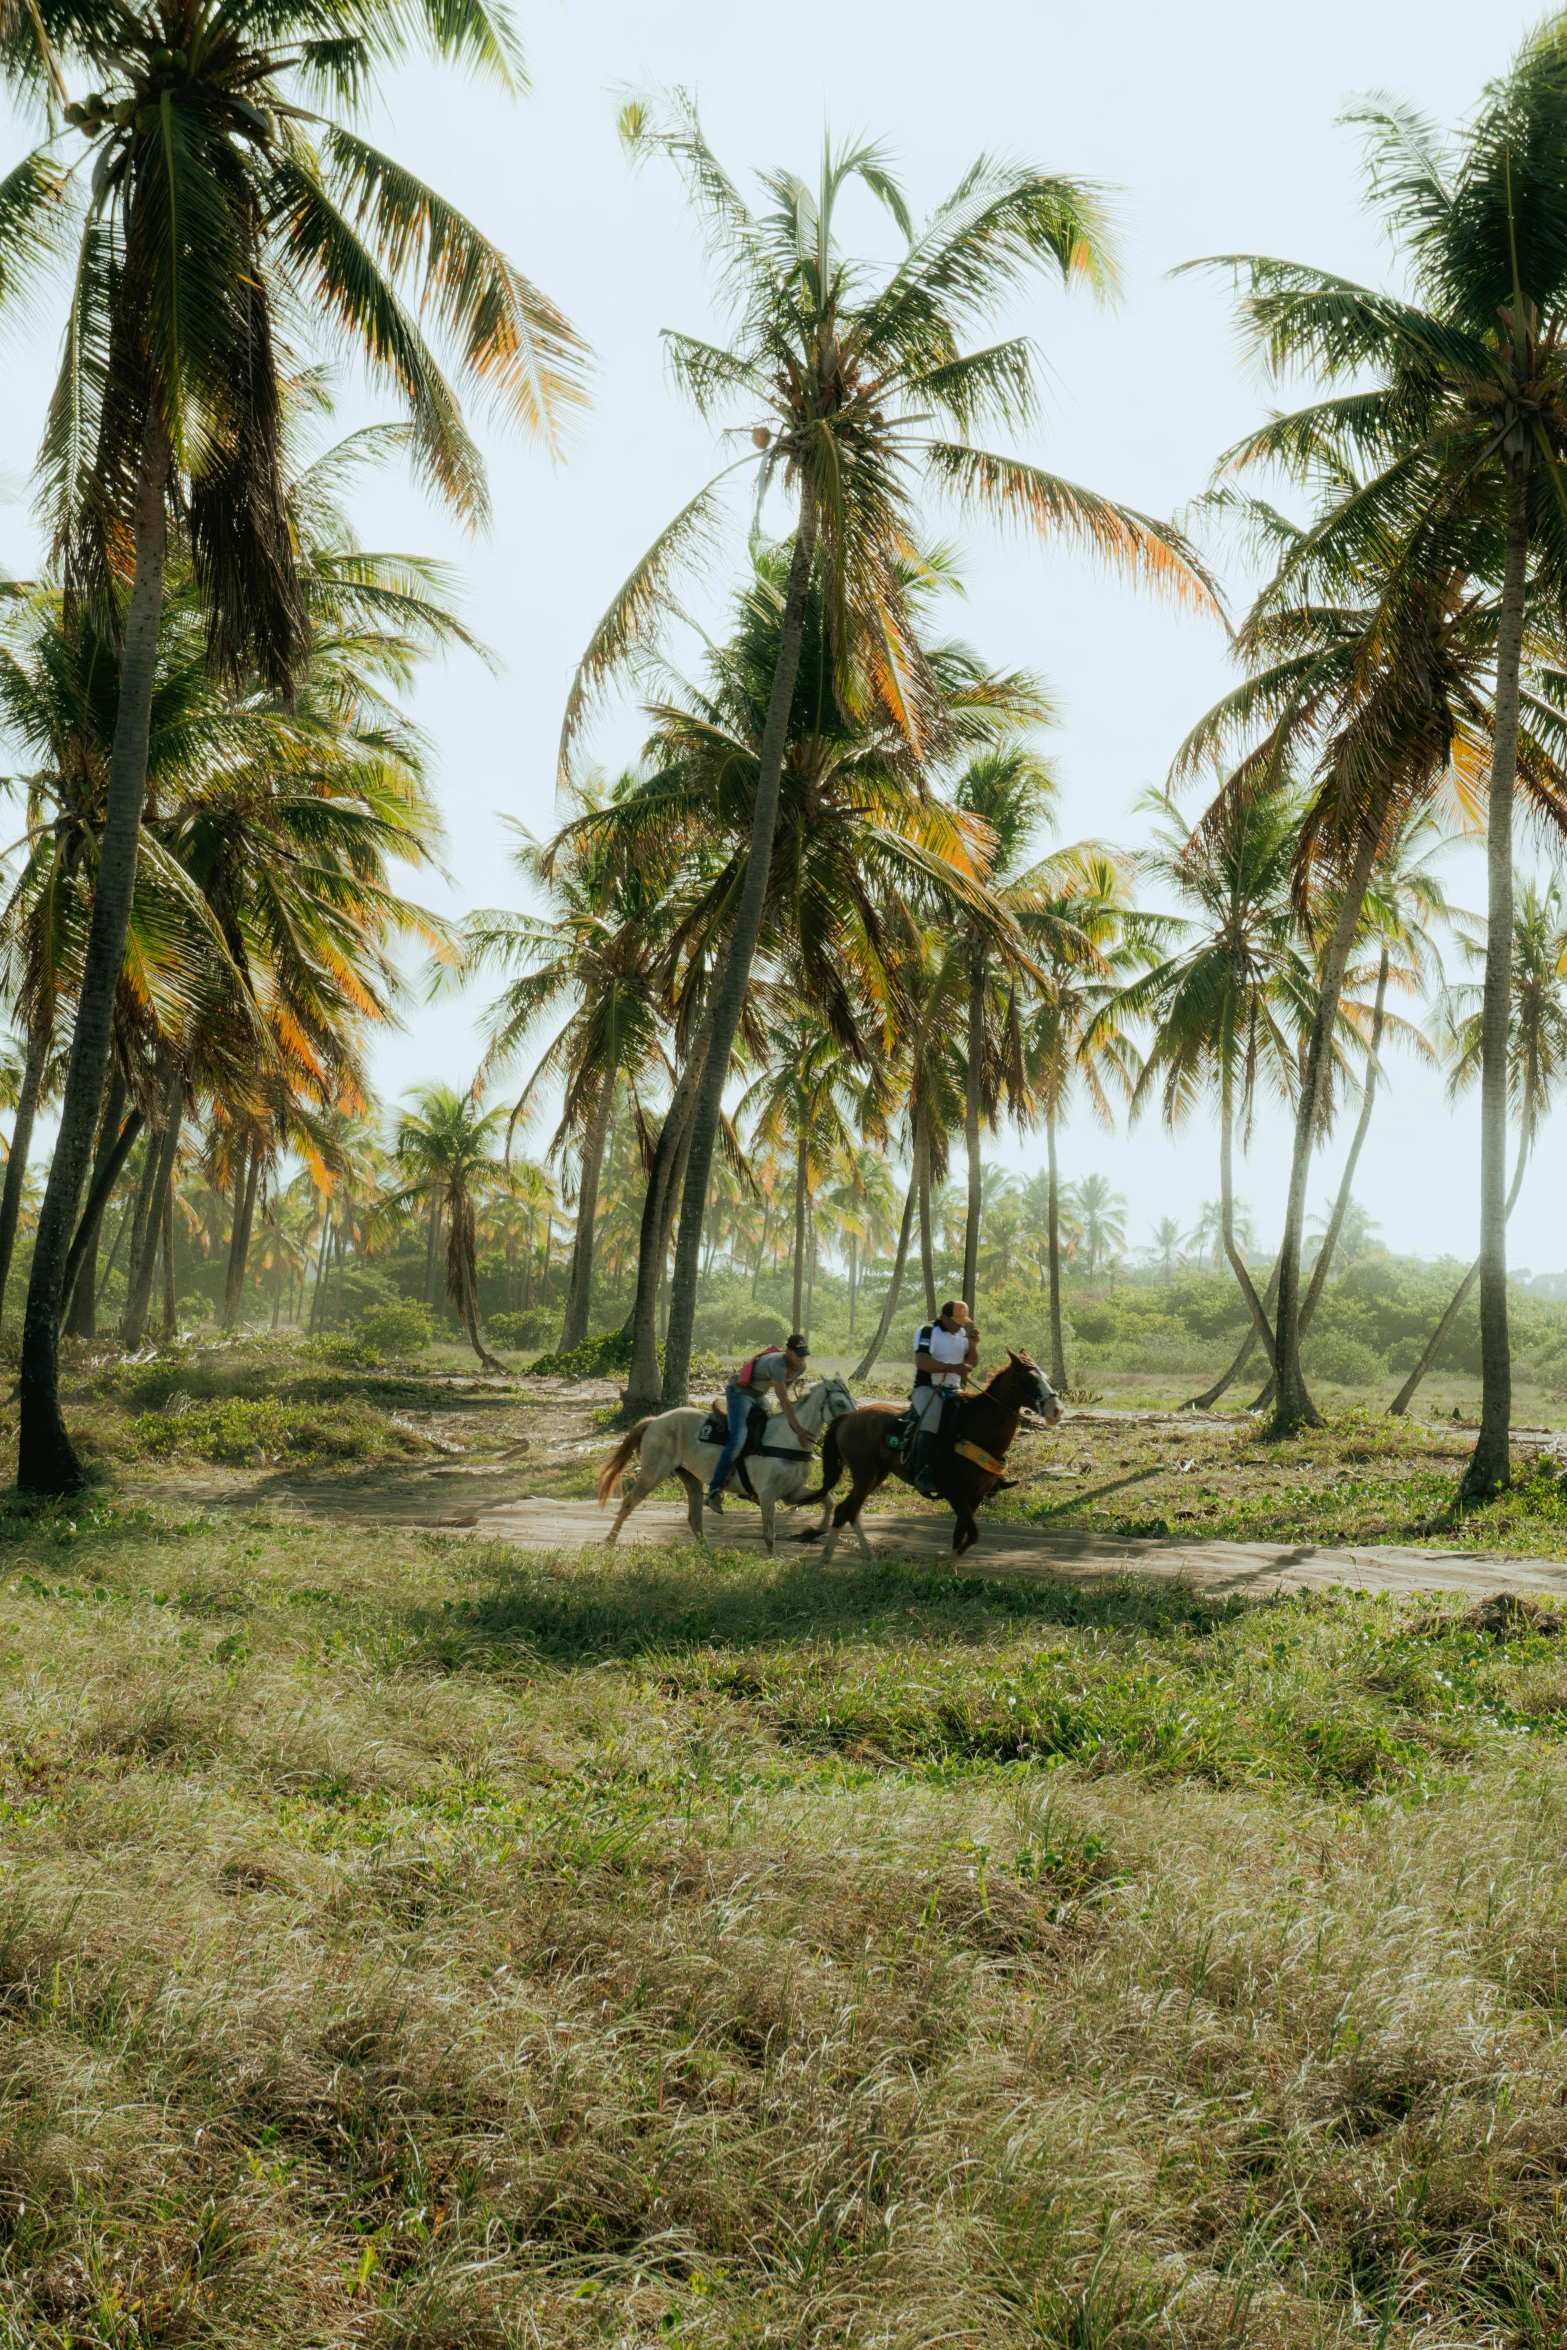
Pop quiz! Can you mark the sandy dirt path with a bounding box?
[438,1494,1567,1604]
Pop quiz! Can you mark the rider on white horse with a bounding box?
[910,1301,976,1494]
[706,1332,810,1511]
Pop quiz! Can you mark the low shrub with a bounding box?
[124,1394,428,1467]
[1303,1333,1386,1388]
[486,1307,556,1351]
[529,1324,636,1380]
[356,1302,435,1357]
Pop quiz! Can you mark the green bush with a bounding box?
[530,1325,636,1380]
[356,1303,435,1358]
[1303,1333,1385,1388]
[486,1307,556,1351]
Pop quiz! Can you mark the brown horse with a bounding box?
[800,1350,1061,1560]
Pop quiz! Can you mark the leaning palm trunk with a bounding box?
[61,1101,144,1330]
[961,944,984,1312]
[0,1019,51,1326]
[624,1004,714,1414]
[558,1068,615,1352]
[447,1187,505,1372]
[1462,458,1529,1498]
[790,1130,809,1333]
[917,1124,936,1320]
[160,1188,177,1340]
[1185,1259,1281,1413]
[122,1077,182,1350]
[222,1148,261,1329]
[64,1068,127,1340]
[661,502,819,1407]
[122,1074,182,1348]
[1390,1134,1531,1416]
[851,1150,918,1383]
[1269,828,1380,1433]
[20,426,169,1491]
[1220,1061,1278,1372]
[1250,947,1390,1413]
[1045,1106,1068,1391]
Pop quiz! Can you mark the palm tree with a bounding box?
[0,0,585,1490]
[377,1086,508,1371]
[1120,778,1318,1373]
[1189,26,1567,1487]
[947,746,1059,1310]
[741,1017,858,1339]
[573,552,1032,1411]
[1022,845,1150,1387]
[1391,872,1567,1414]
[567,99,1215,1408]
[459,789,675,1354]
[1064,1174,1127,1282]
[1150,1215,1184,1280]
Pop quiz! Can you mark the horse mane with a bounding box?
[980,1349,1036,1395]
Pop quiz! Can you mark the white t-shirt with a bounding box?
[915,1320,969,1388]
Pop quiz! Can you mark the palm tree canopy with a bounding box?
[0,0,588,684]
[562,96,1216,776]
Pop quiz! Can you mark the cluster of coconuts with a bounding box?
[65,48,187,127]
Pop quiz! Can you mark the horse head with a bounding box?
[799,1374,856,1430]
[997,1348,1062,1425]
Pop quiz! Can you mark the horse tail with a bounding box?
[597,1419,650,1506]
[798,1418,844,1507]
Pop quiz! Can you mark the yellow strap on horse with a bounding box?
[954,1437,1006,1475]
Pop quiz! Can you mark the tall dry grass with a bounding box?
[0,1507,1563,2343]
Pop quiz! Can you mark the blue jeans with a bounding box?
[709,1378,753,1496]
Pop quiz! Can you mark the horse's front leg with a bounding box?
[760,1496,776,1555]
[676,1467,704,1540]
[952,1505,979,1556]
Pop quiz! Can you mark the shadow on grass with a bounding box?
[413,1541,1259,1673]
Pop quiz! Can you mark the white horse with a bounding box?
[596,1375,856,1554]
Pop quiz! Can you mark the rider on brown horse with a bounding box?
[909,1299,977,1493]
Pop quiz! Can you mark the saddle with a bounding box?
[697,1398,771,1500]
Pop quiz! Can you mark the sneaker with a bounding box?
[704,1492,725,1513]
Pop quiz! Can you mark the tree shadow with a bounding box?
[407,1539,1258,1674]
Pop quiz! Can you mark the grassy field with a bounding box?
[3,1477,1567,2344]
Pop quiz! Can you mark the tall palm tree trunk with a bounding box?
[63,1067,127,1340]
[847,1234,858,1339]
[60,1102,144,1330]
[624,1011,712,1413]
[1250,947,1390,1413]
[1391,1132,1531,1416]
[918,1123,936,1319]
[961,944,985,1313]
[20,423,169,1492]
[121,1132,165,1337]
[309,1204,333,1333]
[1269,827,1380,1433]
[1220,1060,1278,1371]
[122,1074,183,1349]
[851,1149,918,1384]
[423,1188,442,1308]
[0,1019,51,1326]
[559,1068,615,1352]
[448,1189,504,1371]
[1045,1106,1068,1392]
[222,1148,261,1329]
[791,1129,808,1332]
[160,1188,177,1340]
[1462,457,1529,1498]
[661,502,819,1407]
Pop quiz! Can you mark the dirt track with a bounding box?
[413,1494,1567,1603]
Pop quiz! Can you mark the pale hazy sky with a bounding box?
[3,0,1562,1269]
